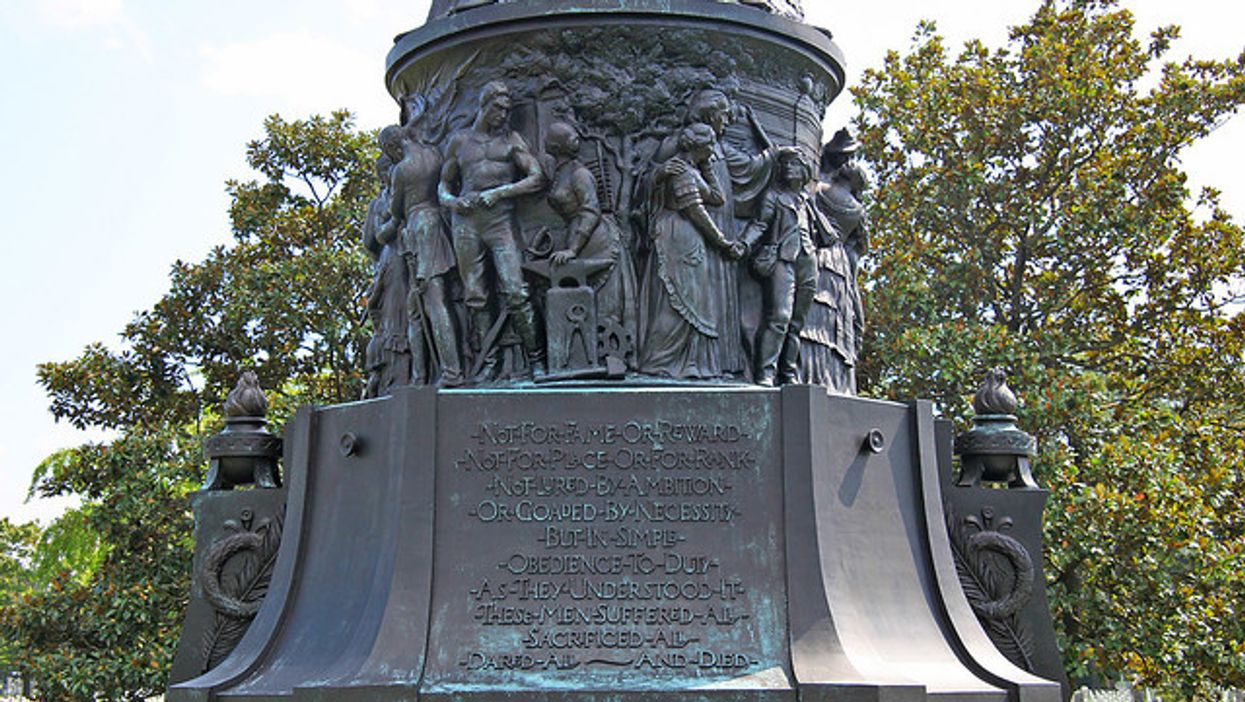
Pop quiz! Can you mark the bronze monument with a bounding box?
[168,3,1069,701]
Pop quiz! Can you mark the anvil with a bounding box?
[521,257,615,288]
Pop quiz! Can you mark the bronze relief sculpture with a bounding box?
[362,91,867,390]
[390,97,464,387]
[363,126,413,398]
[800,129,868,392]
[426,0,806,21]
[653,89,778,380]
[359,4,866,391]
[173,7,1067,702]
[543,122,639,370]
[741,148,818,386]
[438,81,547,380]
[637,123,746,379]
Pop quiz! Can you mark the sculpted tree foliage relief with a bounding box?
[427,0,805,21]
[853,0,1245,694]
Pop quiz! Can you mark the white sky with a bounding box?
[1,0,1241,524]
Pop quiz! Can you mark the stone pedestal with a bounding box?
[169,386,1060,702]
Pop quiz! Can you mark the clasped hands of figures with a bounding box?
[658,157,748,261]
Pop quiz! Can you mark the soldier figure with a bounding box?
[390,96,464,387]
[438,81,547,378]
[741,149,818,386]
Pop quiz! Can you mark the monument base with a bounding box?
[169,386,1060,702]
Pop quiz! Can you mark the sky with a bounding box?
[1,0,1242,525]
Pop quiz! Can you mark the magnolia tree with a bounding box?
[852,0,1245,694]
[1,112,377,701]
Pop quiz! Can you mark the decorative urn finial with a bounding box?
[954,369,1039,489]
[223,371,269,418]
[972,368,1018,416]
[203,372,283,490]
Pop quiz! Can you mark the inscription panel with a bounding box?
[424,390,788,692]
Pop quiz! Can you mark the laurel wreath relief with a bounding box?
[947,505,1037,671]
[197,508,284,673]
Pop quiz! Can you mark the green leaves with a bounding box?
[855,0,1245,694]
[6,112,379,701]
[39,112,376,439]
[0,429,194,700]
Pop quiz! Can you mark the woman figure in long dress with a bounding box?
[362,129,413,398]
[639,124,748,379]
[650,91,777,379]
[544,123,638,356]
[801,150,868,393]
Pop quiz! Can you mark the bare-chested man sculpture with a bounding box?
[438,81,547,378]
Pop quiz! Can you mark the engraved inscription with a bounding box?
[432,394,782,687]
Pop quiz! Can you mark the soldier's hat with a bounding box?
[823,128,859,156]
[820,128,859,173]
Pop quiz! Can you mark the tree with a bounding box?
[0,518,41,680]
[852,0,1245,695]
[0,111,378,701]
[1,510,107,696]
